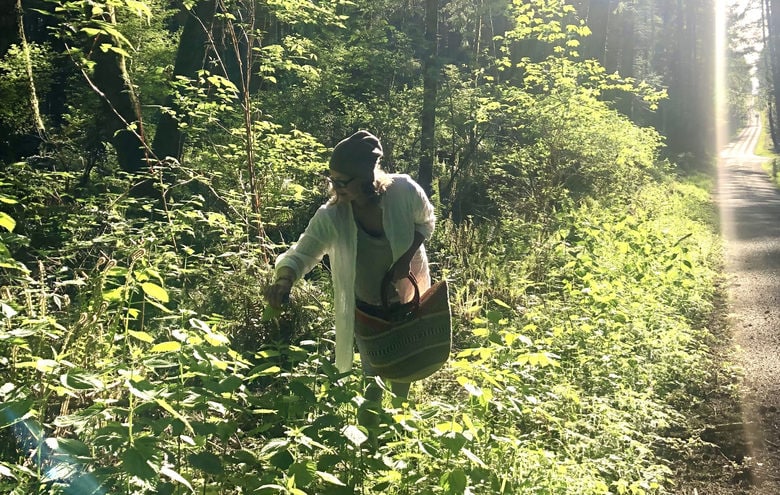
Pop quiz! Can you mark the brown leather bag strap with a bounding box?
[380,271,421,311]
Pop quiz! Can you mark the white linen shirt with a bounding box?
[275,174,436,372]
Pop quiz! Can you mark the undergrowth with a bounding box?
[0,169,722,494]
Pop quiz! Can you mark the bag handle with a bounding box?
[380,271,421,311]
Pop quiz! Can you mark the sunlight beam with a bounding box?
[716,0,728,156]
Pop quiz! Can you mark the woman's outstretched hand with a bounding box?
[264,278,293,309]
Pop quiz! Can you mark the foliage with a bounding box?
[0,0,730,493]
[0,160,721,493]
[428,0,668,223]
[0,43,53,136]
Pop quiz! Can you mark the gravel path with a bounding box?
[718,119,780,493]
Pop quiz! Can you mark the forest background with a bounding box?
[0,0,764,493]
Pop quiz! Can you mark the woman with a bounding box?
[264,130,436,398]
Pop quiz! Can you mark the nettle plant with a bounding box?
[0,247,226,492]
[0,172,486,495]
[419,181,717,494]
[0,182,720,495]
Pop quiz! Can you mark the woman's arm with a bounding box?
[388,177,434,282]
[388,230,425,282]
[264,207,332,308]
[410,178,435,240]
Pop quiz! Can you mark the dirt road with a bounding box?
[718,118,780,493]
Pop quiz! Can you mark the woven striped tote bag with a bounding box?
[354,274,451,383]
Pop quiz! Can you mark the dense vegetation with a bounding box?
[0,0,756,493]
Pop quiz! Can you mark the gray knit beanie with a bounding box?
[329,130,383,179]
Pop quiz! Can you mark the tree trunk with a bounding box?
[91,45,147,174]
[763,0,778,148]
[15,0,45,138]
[614,4,635,116]
[152,0,218,163]
[769,99,777,149]
[767,0,780,149]
[583,0,610,66]
[419,0,438,198]
[618,8,635,79]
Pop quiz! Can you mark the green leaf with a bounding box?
[462,447,487,468]
[0,400,34,428]
[61,372,104,390]
[160,466,193,492]
[127,330,154,343]
[461,413,479,440]
[486,310,502,323]
[26,359,59,373]
[155,398,194,435]
[127,383,154,401]
[440,431,468,455]
[472,327,489,338]
[46,437,91,459]
[102,287,124,301]
[107,45,132,58]
[141,282,169,303]
[188,451,223,475]
[0,241,12,259]
[0,212,15,232]
[217,375,243,393]
[247,364,281,380]
[1,302,17,318]
[122,446,156,480]
[269,450,294,470]
[289,461,316,488]
[256,485,286,493]
[189,318,210,332]
[0,262,24,271]
[203,331,230,346]
[492,298,511,309]
[316,471,346,486]
[435,421,464,434]
[150,341,182,353]
[419,440,440,457]
[289,380,315,403]
[341,425,368,447]
[445,467,468,493]
[80,27,102,37]
[101,25,133,49]
[145,298,174,314]
[0,464,14,478]
[124,0,152,19]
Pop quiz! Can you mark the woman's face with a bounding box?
[328,169,367,202]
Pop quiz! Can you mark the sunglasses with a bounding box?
[326,176,357,188]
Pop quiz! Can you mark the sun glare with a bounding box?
[716,0,728,154]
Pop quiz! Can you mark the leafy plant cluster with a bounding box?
[0,0,725,493]
[0,160,720,494]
